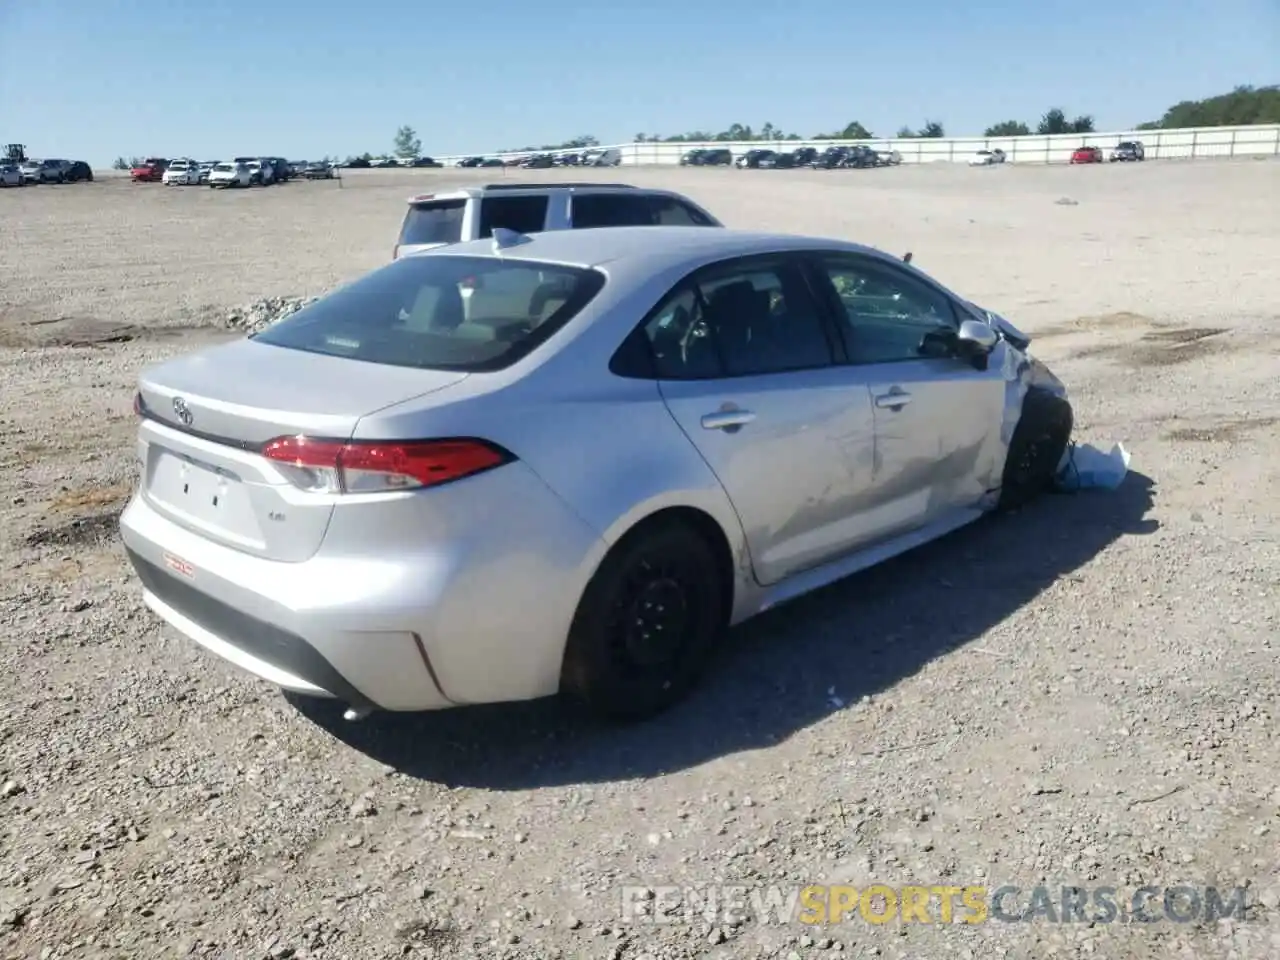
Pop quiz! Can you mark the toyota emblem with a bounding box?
[172,396,193,425]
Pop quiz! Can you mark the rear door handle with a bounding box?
[874,390,912,409]
[701,410,756,431]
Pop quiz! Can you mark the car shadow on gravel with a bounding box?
[290,471,1157,788]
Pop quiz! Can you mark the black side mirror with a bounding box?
[902,251,913,264]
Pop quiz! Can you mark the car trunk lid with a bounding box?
[136,338,468,562]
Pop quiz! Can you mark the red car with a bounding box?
[130,157,169,182]
[1069,146,1103,165]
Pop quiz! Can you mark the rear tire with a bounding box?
[561,521,727,722]
[998,390,1074,511]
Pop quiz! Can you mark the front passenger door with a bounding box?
[810,254,1008,536]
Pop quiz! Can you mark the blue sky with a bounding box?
[2,0,1276,165]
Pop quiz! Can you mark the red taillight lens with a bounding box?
[260,436,511,494]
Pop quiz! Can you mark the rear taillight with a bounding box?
[260,437,512,494]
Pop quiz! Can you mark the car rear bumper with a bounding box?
[118,460,607,712]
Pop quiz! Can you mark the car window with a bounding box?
[641,261,833,379]
[253,255,605,372]
[816,256,957,365]
[476,195,548,238]
[570,193,655,228]
[399,200,466,245]
[649,196,714,226]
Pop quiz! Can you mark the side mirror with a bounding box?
[902,251,913,264]
[955,319,999,370]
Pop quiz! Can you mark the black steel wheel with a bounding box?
[562,521,726,721]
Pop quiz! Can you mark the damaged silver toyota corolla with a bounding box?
[119,227,1073,723]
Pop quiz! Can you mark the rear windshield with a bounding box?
[252,255,606,372]
[399,200,466,246]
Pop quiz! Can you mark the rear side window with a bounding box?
[252,255,606,372]
[399,200,466,246]
[477,195,549,238]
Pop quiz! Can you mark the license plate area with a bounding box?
[146,448,265,546]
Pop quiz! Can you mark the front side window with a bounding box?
[252,255,605,372]
[649,196,714,226]
[815,256,957,365]
[639,260,834,379]
[570,193,654,228]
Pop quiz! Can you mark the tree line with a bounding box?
[356,85,1280,164]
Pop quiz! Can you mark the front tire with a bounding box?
[998,390,1074,511]
[561,521,727,721]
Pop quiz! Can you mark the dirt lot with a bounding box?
[1,161,1278,960]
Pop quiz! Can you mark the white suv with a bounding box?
[162,159,200,185]
[393,182,722,258]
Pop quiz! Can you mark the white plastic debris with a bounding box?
[1055,442,1131,492]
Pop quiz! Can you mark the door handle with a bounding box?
[874,390,912,409]
[701,410,756,430]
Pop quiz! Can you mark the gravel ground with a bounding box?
[1,161,1278,960]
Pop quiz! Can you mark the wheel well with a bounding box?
[610,507,736,626]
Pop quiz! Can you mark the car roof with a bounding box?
[404,182,681,204]
[423,226,894,272]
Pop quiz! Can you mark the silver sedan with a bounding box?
[119,227,1073,721]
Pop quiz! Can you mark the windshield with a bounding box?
[252,255,606,372]
[213,163,234,171]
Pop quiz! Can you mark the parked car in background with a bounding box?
[131,158,168,182]
[120,226,1073,721]
[267,158,291,182]
[303,160,336,179]
[1110,140,1145,162]
[393,182,722,258]
[411,157,443,168]
[209,161,252,188]
[736,149,776,168]
[456,156,485,168]
[1069,146,1104,164]
[968,148,1006,166]
[197,162,215,184]
[521,154,557,169]
[846,145,882,168]
[583,148,622,166]
[24,158,74,183]
[813,146,852,169]
[163,159,201,185]
[680,149,707,166]
[240,159,273,185]
[0,163,22,187]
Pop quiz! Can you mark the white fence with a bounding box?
[437,124,1280,167]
